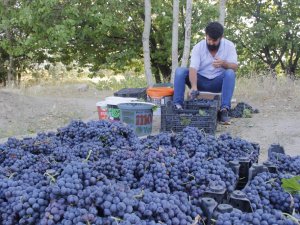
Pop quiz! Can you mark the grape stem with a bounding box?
[287,192,295,212]
[8,172,16,179]
[188,173,195,180]
[265,178,277,184]
[44,172,56,183]
[83,150,93,162]
[282,212,300,225]
[40,154,52,164]
[111,216,122,224]
[133,190,144,199]
[192,214,206,225]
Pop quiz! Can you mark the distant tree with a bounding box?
[181,0,193,68]
[143,0,154,86]
[218,0,227,26]
[171,0,179,84]
[226,0,300,77]
[0,0,218,86]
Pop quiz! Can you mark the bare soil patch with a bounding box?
[0,83,113,139]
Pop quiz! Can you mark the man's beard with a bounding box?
[207,42,220,51]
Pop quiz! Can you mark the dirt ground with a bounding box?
[0,78,299,162]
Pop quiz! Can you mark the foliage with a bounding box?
[226,0,300,77]
[281,176,300,195]
[0,0,218,84]
[0,0,299,85]
[242,108,252,118]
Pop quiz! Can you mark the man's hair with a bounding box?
[205,22,224,40]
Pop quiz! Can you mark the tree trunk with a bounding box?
[142,0,154,87]
[7,55,15,87]
[151,66,162,83]
[287,50,299,79]
[218,0,227,26]
[17,72,21,86]
[158,63,172,82]
[170,0,179,84]
[181,0,193,68]
[3,0,16,87]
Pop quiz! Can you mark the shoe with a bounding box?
[174,104,183,110]
[219,108,231,125]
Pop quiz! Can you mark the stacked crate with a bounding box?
[161,98,219,134]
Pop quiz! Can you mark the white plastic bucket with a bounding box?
[105,96,138,102]
[105,96,138,121]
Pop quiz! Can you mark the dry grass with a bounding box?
[234,74,300,110]
[18,68,300,109]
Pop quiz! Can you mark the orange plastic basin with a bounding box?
[146,87,174,98]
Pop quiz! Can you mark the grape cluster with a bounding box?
[269,152,300,175]
[243,172,300,214]
[216,209,297,225]
[229,102,259,118]
[172,127,259,163]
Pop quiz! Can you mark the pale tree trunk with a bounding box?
[3,0,12,87]
[181,0,193,68]
[142,0,154,87]
[7,55,15,87]
[218,0,227,26]
[3,0,16,87]
[170,0,179,84]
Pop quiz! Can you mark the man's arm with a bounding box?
[189,67,198,91]
[213,57,238,71]
[221,60,238,71]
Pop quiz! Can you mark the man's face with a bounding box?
[206,35,221,51]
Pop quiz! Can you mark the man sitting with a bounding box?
[173,21,238,125]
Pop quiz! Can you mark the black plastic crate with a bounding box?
[200,197,218,225]
[114,88,147,100]
[184,99,219,110]
[235,157,252,190]
[161,100,218,134]
[268,143,285,159]
[263,161,278,173]
[228,190,253,213]
[203,185,227,204]
[189,91,221,109]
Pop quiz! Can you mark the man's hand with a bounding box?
[188,87,198,99]
[189,67,198,98]
[212,57,238,71]
[212,57,224,68]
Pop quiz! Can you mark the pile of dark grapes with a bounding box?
[216,208,297,225]
[0,120,298,225]
[229,102,259,118]
[214,171,300,225]
[269,152,300,175]
[243,172,300,213]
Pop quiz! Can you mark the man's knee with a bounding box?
[175,67,189,78]
[224,69,236,80]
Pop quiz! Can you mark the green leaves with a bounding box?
[281,176,300,195]
[0,0,298,84]
[198,109,207,116]
[0,0,219,83]
[180,116,191,126]
[242,109,252,118]
[226,0,300,76]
